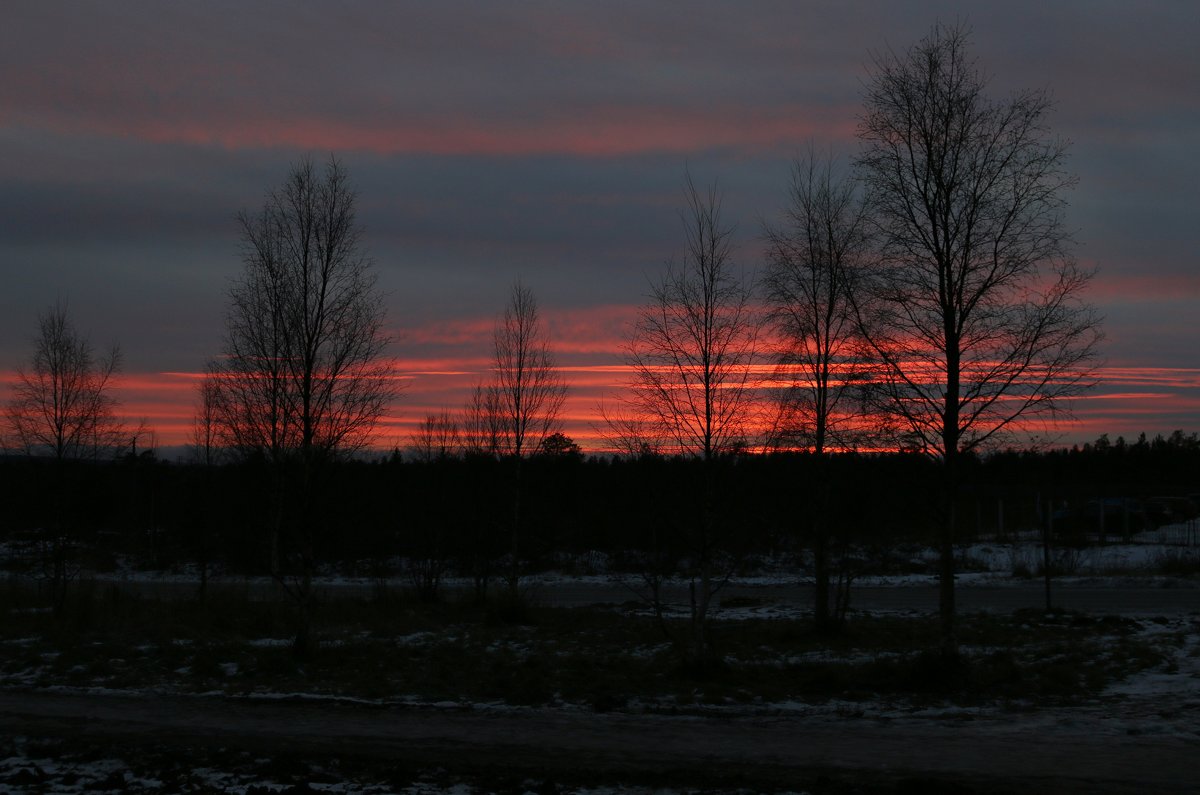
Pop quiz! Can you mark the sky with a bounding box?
[2,1,1198,455]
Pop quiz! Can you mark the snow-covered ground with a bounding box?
[36,521,1193,595]
[2,634,1197,795]
[1,527,1197,792]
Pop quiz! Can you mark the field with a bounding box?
[2,533,1198,794]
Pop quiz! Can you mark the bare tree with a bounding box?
[762,151,874,633]
[626,176,759,461]
[210,155,398,653]
[190,366,222,468]
[405,411,461,603]
[189,366,223,602]
[493,281,568,459]
[4,302,124,612]
[460,381,504,458]
[855,24,1102,654]
[595,400,661,458]
[5,302,123,461]
[214,156,394,463]
[490,280,567,600]
[763,151,873,455]
[621,174,760,665]
[409,409,461,462]
[456,380,506,601]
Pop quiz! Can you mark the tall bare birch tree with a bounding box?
[5,303,123,462]
[491,281,567,600]
[623,174,759,664]
[855,24,1102,654]
[493,282,567,460]
[763,151,873,632]
[763,152,873,455]
[211,155,397,653]
[4,302,123,612]
[627,177,759,461]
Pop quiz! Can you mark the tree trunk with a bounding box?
[50,459,69,619]
[811,453,837,634]
[686,457,719,668]
[508,456,522,602]
[939,454,959,658]
[813,532,831,633]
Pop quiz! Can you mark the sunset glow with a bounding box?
[2,3,1197,457]
[74,358,1200,456]
[5,301,1195,456]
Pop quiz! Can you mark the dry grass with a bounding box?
[0,581,1170,713]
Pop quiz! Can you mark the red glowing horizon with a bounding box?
[5,302,1196,455]
[35,360,1198,456]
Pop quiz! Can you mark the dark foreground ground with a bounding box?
[1,688,1196,794]
[3,573,1199,793]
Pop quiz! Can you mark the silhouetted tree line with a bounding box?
[3,434,1195,586]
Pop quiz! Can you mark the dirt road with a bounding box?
[2,689,1195,793]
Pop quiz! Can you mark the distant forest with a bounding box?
[3,432,1198,585]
